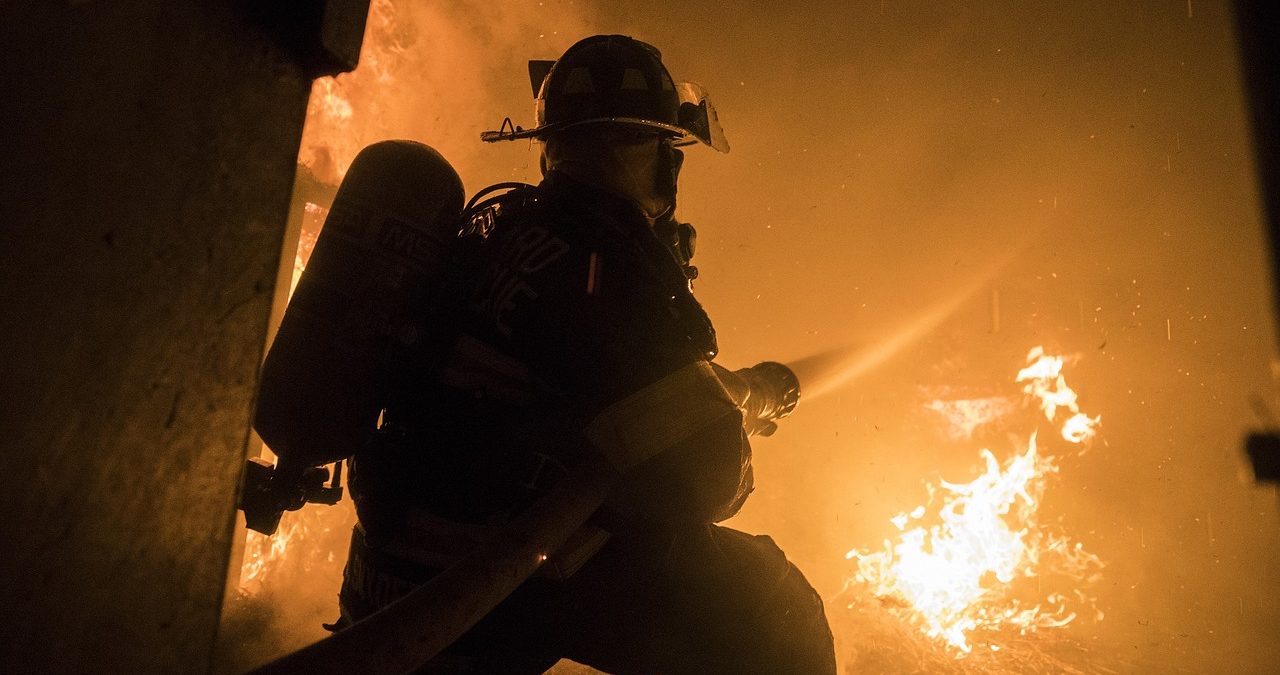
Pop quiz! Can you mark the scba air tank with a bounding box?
[254,140,465,467]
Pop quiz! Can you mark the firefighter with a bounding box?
[338,35,836,673]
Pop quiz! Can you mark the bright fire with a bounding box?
[846,346,1104,653]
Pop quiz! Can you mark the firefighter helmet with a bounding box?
[482,35,729,153]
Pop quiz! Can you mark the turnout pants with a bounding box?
[338,522,836,674]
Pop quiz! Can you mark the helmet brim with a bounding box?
[482,82,730,153]
[483,117,683,142]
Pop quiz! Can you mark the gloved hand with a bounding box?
[711,361,801,437]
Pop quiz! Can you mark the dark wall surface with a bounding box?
[0,3,321,672]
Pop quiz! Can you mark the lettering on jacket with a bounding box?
[471,225,570,336]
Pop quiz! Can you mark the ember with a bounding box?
[844,347,1104,654]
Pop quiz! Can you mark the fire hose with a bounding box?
[248,454,616,675]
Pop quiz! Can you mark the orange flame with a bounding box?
[1016,346,1101,445]
[845,347,1104,653]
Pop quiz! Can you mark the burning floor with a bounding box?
[832,599,1118,675]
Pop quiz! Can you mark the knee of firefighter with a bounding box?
[688,529,827,623]
[661,527,834,672]
[724,551,834,673]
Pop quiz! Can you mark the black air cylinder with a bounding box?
[254,141,465,466]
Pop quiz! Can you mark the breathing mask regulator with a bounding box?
[650,139,700,282]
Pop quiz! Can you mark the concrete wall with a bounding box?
[0,3,359,672]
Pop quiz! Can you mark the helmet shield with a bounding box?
[674,81,730,153]
[482,35,729,153]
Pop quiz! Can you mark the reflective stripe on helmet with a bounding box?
[585,360,740,470]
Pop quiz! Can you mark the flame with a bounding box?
[289,203,325,296]
[295,0,403,185]
[238,443,284,591]
[312,78,355,122]
[1015,346,1101,444]
[845,347,1104,654]
[238,481,345,594]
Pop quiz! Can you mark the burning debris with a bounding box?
[843,347,1104,656]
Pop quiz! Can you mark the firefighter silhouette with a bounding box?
[253,34,834,674]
